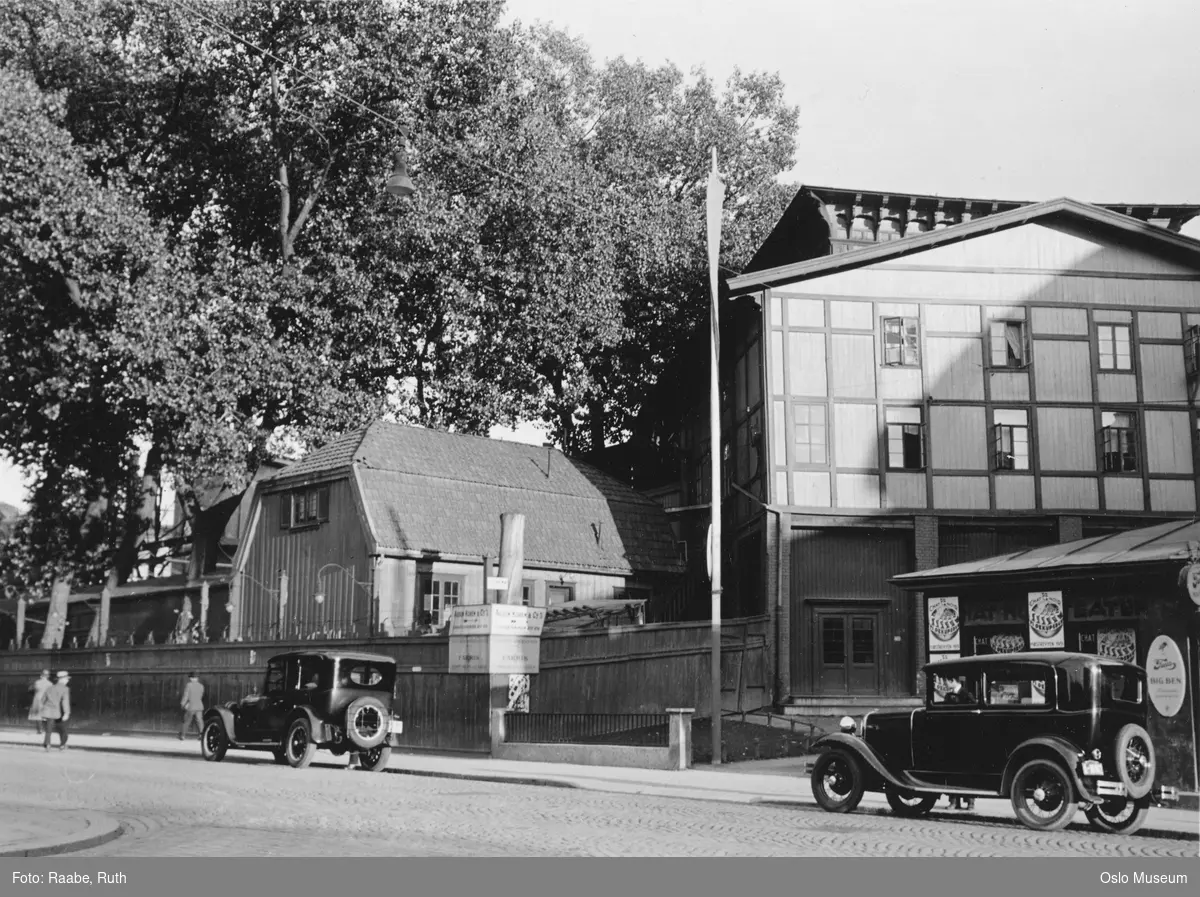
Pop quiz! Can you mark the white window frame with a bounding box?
[992,408,1030,471]
[881,316,920,367]
[1097,324,1132,371]
[886,406,925,471]
[990,320,1030,369]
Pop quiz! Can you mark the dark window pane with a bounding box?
[822,617,845,665]
[851,617,874,665]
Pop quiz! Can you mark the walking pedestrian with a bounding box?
[28,669,51,736]
[178,671,205,740]
[40,671,71,751]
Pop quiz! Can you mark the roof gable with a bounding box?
[728,198,1200,292]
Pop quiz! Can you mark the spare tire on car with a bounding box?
[345,695,388,750]
[1113,723,1155,799]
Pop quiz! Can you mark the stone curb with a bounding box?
[0,812,123,858]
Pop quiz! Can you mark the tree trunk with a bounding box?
[109,439,164,588]
[39,576,72,649]
[588,396,606,455]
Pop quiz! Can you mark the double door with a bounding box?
[814,609,881,695]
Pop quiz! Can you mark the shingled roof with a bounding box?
[270,422,684,576]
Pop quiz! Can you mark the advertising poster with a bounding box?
[1146,635,1187,718]
[1027,590,1065,650]
[927,596,960,653]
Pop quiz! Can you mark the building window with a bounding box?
[421,575,462,626]
[1185,325,1200,378]
[886,407,925,470]
[280,485,330,529]
[1097,324,1132,371]
[993,409,1030,471]
[547,584,575,604]
[521,581,535,607]
[793,404,828,464]
[990,320,1030,368]
[1101,411,1138,472]
[882,316,920,367]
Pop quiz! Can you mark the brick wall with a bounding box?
[775,512,792,700]
[1058,515,1083,544]
[912,515,939,695]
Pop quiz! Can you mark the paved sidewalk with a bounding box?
[0,726,1196,849]
[0,804,122,857]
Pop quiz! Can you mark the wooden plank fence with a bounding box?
[0,616,769,754]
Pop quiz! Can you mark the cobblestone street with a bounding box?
[0,744,1194,857]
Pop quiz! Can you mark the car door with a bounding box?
[258,656,300,740]
[912,667,983,785]
[975,662,1056,787]
[236,660,285,742]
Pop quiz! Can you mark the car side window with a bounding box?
[263,661,286,696]
[985,667,1049,706]
[297,658,324,691]
[931,671,980,706]
[342,663,383,687]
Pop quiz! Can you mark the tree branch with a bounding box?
[285,154,334,250]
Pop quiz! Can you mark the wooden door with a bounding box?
[815,609,881,695]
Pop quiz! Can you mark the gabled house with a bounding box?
[690,194,1200,714]
[229,421,686,641]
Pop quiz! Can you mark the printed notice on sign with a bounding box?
[1027,591,1064,650]
[927,596,960,652]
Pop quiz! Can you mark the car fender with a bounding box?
[204,707,237,745]
[285,706,330,745]
[812,733,907,791]
[1001,736,1090,798]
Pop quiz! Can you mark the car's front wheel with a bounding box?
[811,751,865,814]
[200,719,227,763]
[358,744,392,772]
[1010,759,1077,831]
[885,786,938,817]
[1085,796,1151,835]
[284,718,318,769]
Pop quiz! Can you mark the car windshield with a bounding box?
[1100,668,1143,707]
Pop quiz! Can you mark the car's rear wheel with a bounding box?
[1085,796,1151,835]
[200,719,227,763]
[811,751,865,814]
[284,718,317,769]
[359,744,392,772]
[345,696,389,750]
[1113,724,1155,799]
[1011,759,1077,831]
[885,786,938,817]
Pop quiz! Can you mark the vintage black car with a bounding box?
[810,652,1176,834]
[200,651,404,771]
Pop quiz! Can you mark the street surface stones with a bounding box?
[0,744,1193,857]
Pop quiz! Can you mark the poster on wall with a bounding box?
[1027,590,1065,649]
[1097,627,1137,664]
[1146,635,1187,718]
[927,596,960,652]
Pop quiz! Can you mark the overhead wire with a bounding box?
[163,0,778,282]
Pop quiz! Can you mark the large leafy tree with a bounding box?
[0,1,801,628]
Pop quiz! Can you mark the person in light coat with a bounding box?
[28,669,51,735]
[40,671,71,751]
[178,672,205,740]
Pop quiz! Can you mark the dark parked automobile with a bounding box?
[810,652,1176,834]
[200,651,404,771]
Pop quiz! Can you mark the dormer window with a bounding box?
[280,486,330,529]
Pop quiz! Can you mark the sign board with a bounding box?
[1146,635,1187,718]
[927,596,960,652]
[448,605,545,674]
[448,634,540,675]
[1185,564,1200,607]
[1027,590,1065,650]
[486,577,509,591]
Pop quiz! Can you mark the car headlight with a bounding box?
[839,715,856,734]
